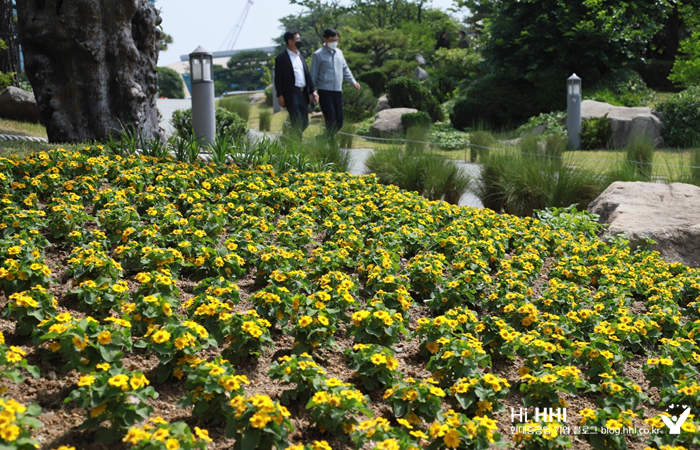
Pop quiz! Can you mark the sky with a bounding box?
[157,0,464,67]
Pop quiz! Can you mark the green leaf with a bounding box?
[241,429,262,450]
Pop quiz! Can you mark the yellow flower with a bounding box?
[96,363,111,371]
[97,331,112,345]
[108,374,130,389]
[166,439,181,450]
[130,373,150,390]
[150,329,171,344]
[90,403,107,417]
[194,427,212,442]
[249,412,272,428]
[78,375,95,386]
[443,429,460,448]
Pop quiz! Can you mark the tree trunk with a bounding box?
[15,0,162,143]
[0,0,19,87]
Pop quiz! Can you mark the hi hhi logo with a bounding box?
[511,407,567,423]
[661,404,691,435]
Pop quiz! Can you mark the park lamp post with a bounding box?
[567,74,582,150]
[189,46,216,147]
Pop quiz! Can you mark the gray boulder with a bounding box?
[589,181,700,267]
[0,87,42,124]
[413,67,429,81]
[370,107,417,137]
[376,95,390,112]
[415,54,427,66]
[248,92,265,104]
[581,100,664,148]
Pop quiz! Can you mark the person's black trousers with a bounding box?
[287,88,309,137]
[318,89,343,136]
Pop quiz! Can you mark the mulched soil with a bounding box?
[0,234,677,450]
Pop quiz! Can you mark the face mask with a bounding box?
[327,41,338,50]
[295,40,303,49]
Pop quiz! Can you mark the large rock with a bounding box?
[376,95,390,112]
[0,87,41,123]
[589,182,700,267]
[581,100,664,148]
[415,54,427,66]
[370,107,417,137]
[413,67,429,81]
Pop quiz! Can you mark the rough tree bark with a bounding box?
[0,0,19,87]
[15,0,162,143]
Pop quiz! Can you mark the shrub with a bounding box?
[450,75,565,131]
[429,122,468,151]
[656,86,700,148]
[218,96,251,121]
[581,114,612,150]
[259,111,272,131]
[387,77,444,123]
[365,146,470,204]
[157,67,185,99]
[475,150,602,216]
[401,112,431,130]
[357,70,388,97]
[342,81,376,122]
[625,135,654,180]
[264,86,274,106]
[669,31,700,88]
[170,107,248,142]
[585,69,656,107]
[517,111,567,138]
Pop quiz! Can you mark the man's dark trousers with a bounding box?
[318,90,343,136]
[287,88,309,138]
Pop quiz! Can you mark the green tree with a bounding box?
[157,66,185,99]
[159,31,173,52]
[669,30,700,86]
[482,0,675,82]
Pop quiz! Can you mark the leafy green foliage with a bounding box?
[218,96,251,121]
[157,67,185,99]
[429,122,468,150]
[170,107,248,142]
[670,30,700,88]
[585,69,656,107]
[387,77,443,122]
[581,115,613,150]
[0,39,16,90]
[342,81,376,122]
[517,111,567,138]
[450,75,565,131]
[357,70,388,97]
[401,112,431,130]
[657,86,700,148]
[485,0,672,82]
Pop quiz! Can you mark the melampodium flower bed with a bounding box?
[0,147,699,450]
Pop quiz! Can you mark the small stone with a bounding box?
[47,371,57,380]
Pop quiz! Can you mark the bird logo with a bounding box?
[660,404,691,435]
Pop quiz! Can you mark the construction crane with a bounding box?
[220,0,254,51]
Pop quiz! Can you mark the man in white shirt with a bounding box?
[274,31,318,138]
